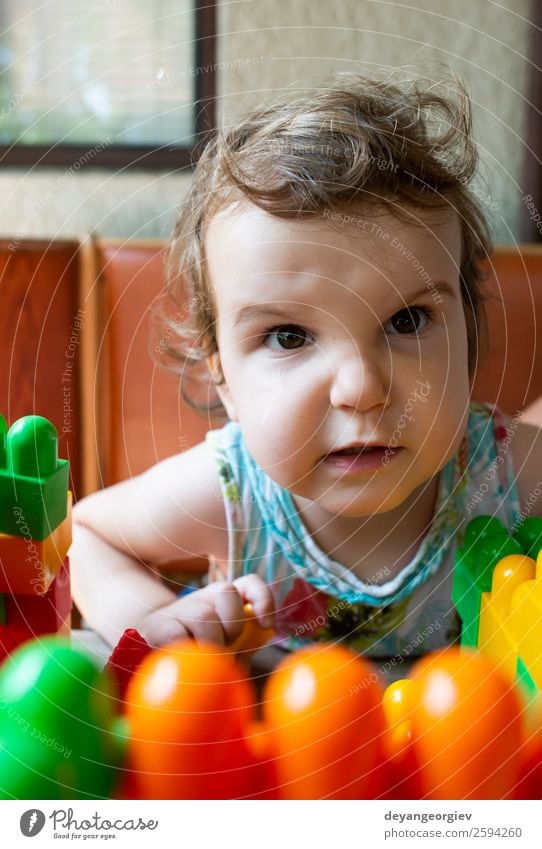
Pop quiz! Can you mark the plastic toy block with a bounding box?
[0,626,30,664]
[0,594,4,624]
[4,557,71,637]
[230,602,276,657]
[0,638,124,799]
[0,492,72,594]
[57,612,71,638]
[517,656,539,699]
[513,517,542,560]
[478,553,536,682]
[453,519,522,647]
[0,414,69,540]
[508,550,542,690]
[105,628,152,701]
[463,516,510,548]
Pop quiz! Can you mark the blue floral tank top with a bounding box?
[205,403,521,658]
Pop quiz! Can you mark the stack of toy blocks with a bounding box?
[0,414,71,662]
[478,547,542,696]
[452,515,542,695]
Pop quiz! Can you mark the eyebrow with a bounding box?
[404,280,458,302]
[233,305,303,326]
[233,281,457,326]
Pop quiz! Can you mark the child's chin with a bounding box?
[315,489,410,518]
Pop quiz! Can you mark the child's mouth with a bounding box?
[333,446,381,454]
[324,445,399,472]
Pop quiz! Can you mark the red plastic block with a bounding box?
[0,627,30,664]
[105,628,152,701]
[4,557,71,637]
[0,492,72,594]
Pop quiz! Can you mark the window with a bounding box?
[0,0,216,169]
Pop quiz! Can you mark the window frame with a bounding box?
[0,0,216,171]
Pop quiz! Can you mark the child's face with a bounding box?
[205,202,470,517]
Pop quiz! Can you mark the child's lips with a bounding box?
[323,445,402,472]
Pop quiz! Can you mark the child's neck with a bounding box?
[291,474,440,585]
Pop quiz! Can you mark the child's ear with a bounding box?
[207,353,238,422]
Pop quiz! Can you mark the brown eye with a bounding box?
[388,308,428,334]
[266,325,311,350]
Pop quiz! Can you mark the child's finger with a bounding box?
[201,582,246,643]
[180,598,229,646]
[139,609,191,648]
[232,574,275,628]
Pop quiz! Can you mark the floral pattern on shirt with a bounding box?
[276,577,410,653]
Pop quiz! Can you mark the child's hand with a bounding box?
[138,575,275,648]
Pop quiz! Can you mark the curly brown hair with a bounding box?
[160,72,492,419]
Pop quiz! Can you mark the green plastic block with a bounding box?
[513,517,542,560]
[516,655,539,700]
[0,415,69,541]
[0,637,125,799]
[453,517,522,647]
[452,556,481,647]
[463,515,508,548]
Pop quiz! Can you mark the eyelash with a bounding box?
[262,324,314,352]
[261,306,437,352]
[387,305,437,335]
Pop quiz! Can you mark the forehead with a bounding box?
[205,201,461,313]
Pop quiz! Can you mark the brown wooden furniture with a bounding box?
[91,239,212,489]
[472,246,542,415]
[0,239,84,495]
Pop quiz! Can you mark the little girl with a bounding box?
[71,72,542,660]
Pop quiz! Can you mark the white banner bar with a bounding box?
[1,799,539,848]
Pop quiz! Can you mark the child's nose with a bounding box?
[329,346,390,412]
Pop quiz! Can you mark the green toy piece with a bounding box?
[516,655,539,701]
[463,515,509,548]
[453,518,522,647]
[513,516,542,560]
[0,637,126,799]
[0,415,69,540]
[0,414,5,467]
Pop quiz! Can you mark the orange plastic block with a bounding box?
[478,553,536,682]
[0,492,72,594]
[4,556,71,637]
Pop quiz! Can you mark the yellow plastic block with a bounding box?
[507,549,542,690]
[230,603,275,657]
[0,492,72,595]
[478,554,536,682]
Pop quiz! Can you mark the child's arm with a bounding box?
[522,396,542,428]
[70,440,274,647]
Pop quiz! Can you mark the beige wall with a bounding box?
[0,0,532,243]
